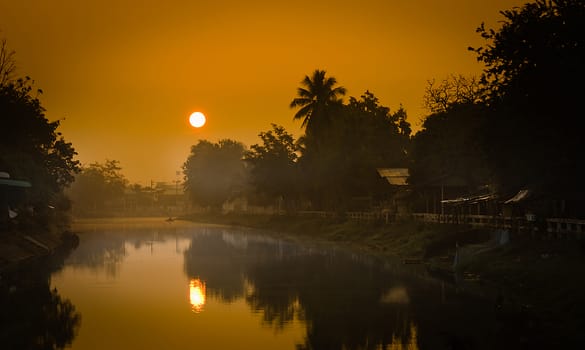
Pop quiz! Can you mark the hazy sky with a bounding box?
[0,0,526,185]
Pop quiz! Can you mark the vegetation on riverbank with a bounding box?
[181,212,495,260]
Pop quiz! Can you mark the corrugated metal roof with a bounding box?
[504,189,530,204]
[377,168,409,186]
[377,168,409,177]
[441,193,497,205]
[0,178,32,188]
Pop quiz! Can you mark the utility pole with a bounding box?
[441,183,444,222]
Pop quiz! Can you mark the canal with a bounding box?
[1,218,546,349]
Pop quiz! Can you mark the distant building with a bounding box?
[123,181,187,216]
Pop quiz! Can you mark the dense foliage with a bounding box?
[244,124,299,209]
[294,89,411,210]
[408,0,585,218]
[67,160,127,214]
[470,0,585,198]
[0,73,79,226]
[183,139,247,210]
[289,69,346,138]
[410,77,489,191]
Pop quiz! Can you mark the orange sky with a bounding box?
[0,0,526,185]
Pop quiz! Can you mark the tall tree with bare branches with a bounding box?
[422,74,483,113]
[0,36,16,86]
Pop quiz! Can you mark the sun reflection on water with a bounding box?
[382,322,419,350]
[189,278,206,313]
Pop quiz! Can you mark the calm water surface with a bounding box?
[34,218,541,349]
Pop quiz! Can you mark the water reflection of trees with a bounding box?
[183,229,545,349]
[66,225,188,276]
[64,231,127,276]
[183,231,420,349]
[184,230,248,302]
[0,253,81,349]
[254,254,417,350]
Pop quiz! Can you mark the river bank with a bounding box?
[0,229,79,274]
[0,228,81,350]
[180,212,585,346]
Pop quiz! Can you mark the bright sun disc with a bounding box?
[189,112,206,128]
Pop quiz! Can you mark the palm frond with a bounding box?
[290,97,312,108]
[290,69,345,131]
[301,75,314,89]
[332,86,347,96]
[296,87,313,99]
[294,104,314,127]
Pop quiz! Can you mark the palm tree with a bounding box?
[289,69,346,135]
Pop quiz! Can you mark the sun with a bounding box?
[189,112,206,128]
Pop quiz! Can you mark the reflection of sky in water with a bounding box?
[50,221,306,349]
[380,287,410,304]
[49,219,519,350]
[387,323,419,350]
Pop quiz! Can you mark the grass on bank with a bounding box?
[179,212,488,260]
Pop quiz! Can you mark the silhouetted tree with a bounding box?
[0,45,79,228]
[344,91,411,163]
[244,124,300,211]
[410,72,491,189]
[67,160,127,215]
[409,103,490,190]
[470,0,585,205]
[183,139,247,210]
[422,74,483,114]
[0,36,16,86]
[295,88,412,210]
[338,92,412,204]
[290,69,346,139]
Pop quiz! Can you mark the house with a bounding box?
[123,181,187,216]
[376,168,411,218]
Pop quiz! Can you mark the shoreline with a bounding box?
[0,229,79,274]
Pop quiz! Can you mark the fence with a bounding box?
[411,212,585,238]
[279,210,585,237]
[297,210,382,222]
[545,218,585,237]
